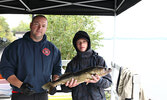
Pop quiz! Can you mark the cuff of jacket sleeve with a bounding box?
[3,72,15,80]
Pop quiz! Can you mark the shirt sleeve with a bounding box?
[52,47,62,76]
[94,56,112,88]
[0,45,16,79]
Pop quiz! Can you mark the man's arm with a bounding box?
[7,74,23,88]
[7,74,36,95]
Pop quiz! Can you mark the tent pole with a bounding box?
[112,0,117,64]
[110,0,117,100]
[110,17,117,100]
[32,14,34,19]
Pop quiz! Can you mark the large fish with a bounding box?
[42,66,111,93]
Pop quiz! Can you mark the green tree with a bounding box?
[10,15,104,60]
[0,16,10,38]
[45,15,103,60]
[12,20,29,34]
[0,16,15,46]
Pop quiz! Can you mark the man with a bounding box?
[0,15,62,100]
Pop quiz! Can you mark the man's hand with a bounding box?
[48,87,57,95]
[48,75,59,95]
[52,75,59,81]
[65,78,80,88]
[20,83,35,95]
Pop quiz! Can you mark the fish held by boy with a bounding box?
[42,66,112,93]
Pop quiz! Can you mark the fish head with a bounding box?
[89,67,112,77]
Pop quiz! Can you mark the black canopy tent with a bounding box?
[0,0,141,16]
[0,0,142,97]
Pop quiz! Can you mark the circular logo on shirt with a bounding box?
[42,48,50,56]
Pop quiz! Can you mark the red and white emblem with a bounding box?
[42,48,50,56]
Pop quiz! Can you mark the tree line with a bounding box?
[0,15,103,60]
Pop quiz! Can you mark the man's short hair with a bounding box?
[31,15,47,23]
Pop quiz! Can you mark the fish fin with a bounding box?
[85,79,90,85]
[86,82,89,85]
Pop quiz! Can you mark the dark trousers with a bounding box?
[11,92,48,100]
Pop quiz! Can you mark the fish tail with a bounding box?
[42,82,54,90]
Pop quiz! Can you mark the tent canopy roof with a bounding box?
[0,0,141,16]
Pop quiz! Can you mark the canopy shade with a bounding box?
[0,0,141,16]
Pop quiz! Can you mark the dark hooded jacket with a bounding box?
[62,31,112,100]
[0,32,62,93]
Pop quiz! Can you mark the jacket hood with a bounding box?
[73,31,91,52]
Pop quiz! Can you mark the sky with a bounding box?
[1,0,167,99]
[0,14,30,28]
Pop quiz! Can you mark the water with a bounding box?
[96,39,167,100]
